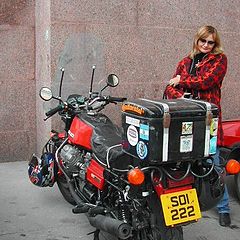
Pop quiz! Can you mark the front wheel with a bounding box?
[57,174,76,205]
[235,173,240,201]
[147,194,183,240]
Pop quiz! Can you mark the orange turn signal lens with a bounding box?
[127,168,145,185]
[225,159,240,175]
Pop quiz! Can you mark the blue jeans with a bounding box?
[213,148,230,213]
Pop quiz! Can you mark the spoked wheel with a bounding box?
[235,173,240,201]
[57,174,76,205]
[147,194,183,240]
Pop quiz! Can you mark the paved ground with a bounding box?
[0,161,240,240]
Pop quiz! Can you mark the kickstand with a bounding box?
[93,229,100,240]
[87,229,100,240]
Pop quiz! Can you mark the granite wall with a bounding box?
[0,0,240,162]
[0,0,35,162]
[39,0,240,154]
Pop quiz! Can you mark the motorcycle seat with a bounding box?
[90,116,131,169]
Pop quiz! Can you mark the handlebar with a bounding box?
[44,95,126,119]
[107,96,127,102]
[87,96,126,111]
[45,104,64,117]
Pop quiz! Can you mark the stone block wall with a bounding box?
[0,0,35,162]
[48,0,240,124]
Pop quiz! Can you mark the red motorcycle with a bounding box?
[220,119,240,200]
[28,33,232,240]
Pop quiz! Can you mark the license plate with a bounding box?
[160,188,201,226]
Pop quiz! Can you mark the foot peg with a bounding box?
[88,206,106,216]
[72,205,89,214]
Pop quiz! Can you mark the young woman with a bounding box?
[164,25,230,227]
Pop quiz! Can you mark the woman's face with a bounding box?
[197,34,215,53]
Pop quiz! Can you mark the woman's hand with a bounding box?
[169,75,181,87]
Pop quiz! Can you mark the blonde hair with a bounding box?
[189,25,223,58]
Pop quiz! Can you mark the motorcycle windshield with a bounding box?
[50,33,107,105]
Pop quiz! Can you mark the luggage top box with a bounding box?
[121,98,219,164]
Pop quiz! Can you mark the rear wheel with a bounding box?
[57,174,76,205]
[147,194,183,240]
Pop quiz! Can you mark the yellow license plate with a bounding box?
[160,188,201,226]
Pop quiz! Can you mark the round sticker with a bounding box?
[127,125,138,146]
[136,141,148,160]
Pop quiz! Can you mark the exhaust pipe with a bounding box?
[88,214,132,239]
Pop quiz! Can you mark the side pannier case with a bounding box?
[121,98,218,164]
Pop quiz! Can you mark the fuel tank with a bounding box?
[68,114,93,150]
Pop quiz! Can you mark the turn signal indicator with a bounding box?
[127,168,145,185]
[225,159,240,175]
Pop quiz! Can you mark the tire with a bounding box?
[227,145,240,201]
[235,173,240,201]
[57,174,76,205]
[147,194,183,240]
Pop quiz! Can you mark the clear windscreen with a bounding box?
[51,33,108,104]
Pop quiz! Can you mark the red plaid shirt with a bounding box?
[164,53,227,146]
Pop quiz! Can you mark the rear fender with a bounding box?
[220,144,240,165]
[228,145,240,161]
[194,168,225,211]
